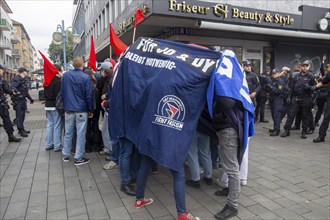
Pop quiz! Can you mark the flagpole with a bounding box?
[110,45,112,59]
[132,27,137,44]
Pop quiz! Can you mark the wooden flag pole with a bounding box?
[110,45,112,59]
[132,27,137,44]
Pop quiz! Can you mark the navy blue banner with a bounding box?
[109,37,220,171]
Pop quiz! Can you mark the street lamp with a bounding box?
[52,20,81,69]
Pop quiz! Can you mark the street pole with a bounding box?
[61,20,67,69]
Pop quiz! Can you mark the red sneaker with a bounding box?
[134,198,154,209]
[178,211,200,220]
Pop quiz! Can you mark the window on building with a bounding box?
[102,9,105,32]
[105,3,109,27]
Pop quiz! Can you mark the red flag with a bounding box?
[88,35,97,71]
[38,50,59,87]
[134,9,145,27]
[109,23,128,56]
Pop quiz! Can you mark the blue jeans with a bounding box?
[102,113,112,153]
[118,138,140,186]
[136,155,186,214]
[109,140,119,163]
[62,112,88,161]
[45,110,63,150]
[187,132,212,180]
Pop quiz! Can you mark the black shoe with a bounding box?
[54,148,62,152]
[270,130,280,136]
[18,130,28,137]
[268,128,275,132]
[45,146,54,151]
[22,129,31,134]
[306,128,314,134]
[291,126,300,130]
[186,179,201,189]
[280,130,290,137]
[203,177,213,185]
[313,136,325,143]
[8,134,21,142]
[301,132,307,139]
[215,187,229,197]
[120,184,136,196]
[215,204,238,220]
[74,158,90,166]
[259,119,269,123]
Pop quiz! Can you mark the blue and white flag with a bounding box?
[207,50,255,163]
[109,37,220,172]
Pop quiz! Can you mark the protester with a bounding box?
[44,64,63,151]
[60,56,94,165]
[0,64,21,142]
[83,67,103,152]
[10,67,34,137]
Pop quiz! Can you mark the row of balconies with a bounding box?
[0,18,11,31]
[0,40,12,50]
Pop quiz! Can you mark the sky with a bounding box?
[7,0,75,58]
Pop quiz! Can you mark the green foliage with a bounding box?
[47,31,74,65]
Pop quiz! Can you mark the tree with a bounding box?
[48,31,74,65]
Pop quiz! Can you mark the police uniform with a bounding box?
[0,65,21,142]
[10,67,34,136]
[281,65,316,139]
[313,72,330,142]
[255,69,271,122]
[243,62,261,108]
[267,70,288,136]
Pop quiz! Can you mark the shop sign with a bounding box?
[168,0,295,26]
[118,4,149,34]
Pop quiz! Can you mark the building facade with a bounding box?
[1,0,36,81]
[73,0,330,74]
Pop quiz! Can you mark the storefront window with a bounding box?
[214,46,243,63]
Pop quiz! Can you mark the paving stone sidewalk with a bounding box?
[0,92,329,220]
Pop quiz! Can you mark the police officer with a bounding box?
[0,64,21,142]
[10,67,34,137]
[242,61,261,111]
[281,60,316,139]
[313,63,330,143]
[266,68,288,136]
[255,66,271,123]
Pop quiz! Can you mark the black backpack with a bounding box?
[55,93,64,115]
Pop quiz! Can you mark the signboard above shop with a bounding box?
[153,0,303,30]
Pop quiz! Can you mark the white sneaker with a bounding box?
[215,178,228,188]
[103,161,118,170]
[241,179,247,186]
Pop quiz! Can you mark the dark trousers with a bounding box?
[255,96,267,120]
[315,96,327,124]
[270,96,284,130]
[284,97,313,132]
[16,100,27,130]
[319,97,330,138]
[0,105,14,134]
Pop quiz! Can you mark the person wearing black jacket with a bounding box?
[281,60,316,139]
[213,96,244,220]
[44,64,62,151]
[0,64,21,142]
[10,67,34,137]
[255,66,271,123]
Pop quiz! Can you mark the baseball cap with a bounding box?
[100,61,113,71]
[242,61,252,66]
[301,60,310,66]
[18,67,29,73]
[271,68,279,74]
